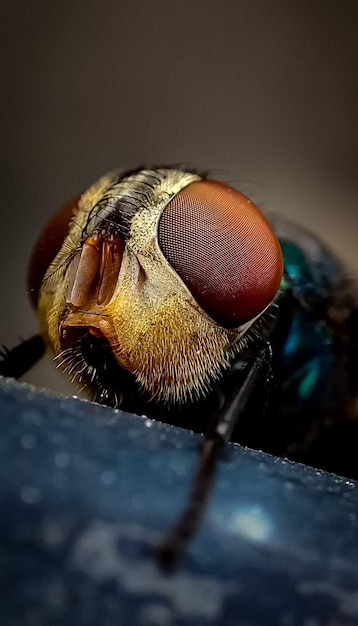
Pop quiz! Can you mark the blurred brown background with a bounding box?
[1,1,357,396]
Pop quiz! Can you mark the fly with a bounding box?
[1,164,357,566]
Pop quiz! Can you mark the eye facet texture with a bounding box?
[158,180,283,326]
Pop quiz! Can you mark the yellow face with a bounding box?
[30,167,283,410]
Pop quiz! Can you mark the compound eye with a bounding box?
[158,180,283,326]
[27,195,81,307]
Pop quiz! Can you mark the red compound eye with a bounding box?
[27,195,81,307]
[158,180,283,326]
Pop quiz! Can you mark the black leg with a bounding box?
[156,342,272,568]
[0,334,45,378]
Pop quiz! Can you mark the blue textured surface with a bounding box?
[1,375,358,625]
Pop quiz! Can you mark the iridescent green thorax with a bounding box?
[278,239,333,405]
